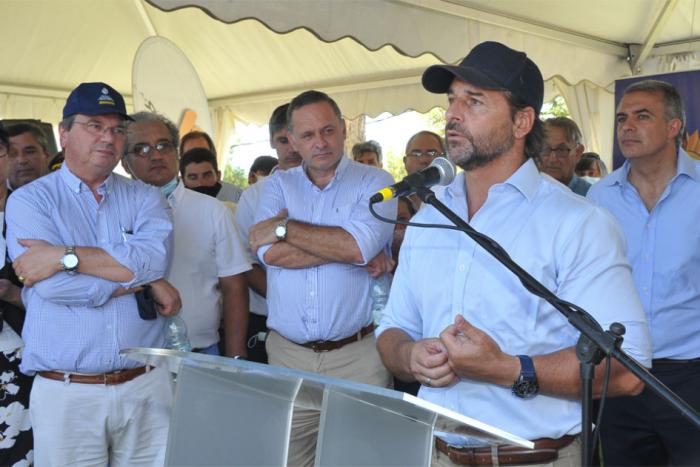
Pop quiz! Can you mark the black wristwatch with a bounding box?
[512,355,539,399]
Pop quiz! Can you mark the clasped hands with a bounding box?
[409,314,520,388]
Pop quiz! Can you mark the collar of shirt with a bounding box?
[59,162,114,196]
[300,154,350,192]
[601,148,697,189]
[444,157,540,206]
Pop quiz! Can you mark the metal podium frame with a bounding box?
[122,347,532,466]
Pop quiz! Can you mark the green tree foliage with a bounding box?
[223,165,248,189]
[540,95,570,120]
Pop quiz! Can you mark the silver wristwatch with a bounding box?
[60,246,79,274]
[274,218,289,241]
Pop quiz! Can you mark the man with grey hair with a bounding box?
[123,111,251,358]
[588,79,700,465]
[6,122,52,190]
[352,140,382,167]
[539,117,591,195]
[7,82,179,466]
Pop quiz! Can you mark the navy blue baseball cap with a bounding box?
[422,41,544,115]
[62,82,132,120]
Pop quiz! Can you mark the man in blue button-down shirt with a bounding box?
[588,79,700,465]
[6,82,179,467]
[377,42,651,467]
[249,90,397,466]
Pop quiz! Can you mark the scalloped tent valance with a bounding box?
[2,0,700,161]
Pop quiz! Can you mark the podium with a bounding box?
[122,348,532,466]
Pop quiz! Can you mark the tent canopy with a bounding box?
[3,0,700,160]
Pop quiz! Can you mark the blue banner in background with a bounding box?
[613,70,700,169]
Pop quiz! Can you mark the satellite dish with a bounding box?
[132,36,213,139]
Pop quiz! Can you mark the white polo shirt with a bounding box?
[167,182,252,348]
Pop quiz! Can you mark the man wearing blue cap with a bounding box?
[376,42,652,466]
[6,82,178,466]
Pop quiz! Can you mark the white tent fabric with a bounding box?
[3,0,700,165]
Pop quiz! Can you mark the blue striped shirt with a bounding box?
[6,164,173,374]
[255,156,397,343]
[588,148,700,359]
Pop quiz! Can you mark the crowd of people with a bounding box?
[0,38,697,467]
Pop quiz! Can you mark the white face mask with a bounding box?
[580,176,601,185]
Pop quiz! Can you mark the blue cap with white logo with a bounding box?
[62,82,132,120]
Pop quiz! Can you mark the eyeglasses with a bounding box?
[74,121,126,138]
[129,141,176,158]
[540,146,574,159]
[407,149,442,159]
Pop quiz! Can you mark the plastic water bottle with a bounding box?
[164,315,192,352]
[371,273,392,326]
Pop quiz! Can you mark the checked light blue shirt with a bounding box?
[378,159,651,442]
[6,164,173,375]
[588,148,700,359]
[255,156,397,344]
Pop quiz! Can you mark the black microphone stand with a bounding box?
[411,186,700,466]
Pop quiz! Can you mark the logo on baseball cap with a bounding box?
[63,82,132,120]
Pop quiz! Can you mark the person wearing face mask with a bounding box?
[179,130,243,203]
[247,155,278,185]
[122,112,251,359]
[575,152,609,185]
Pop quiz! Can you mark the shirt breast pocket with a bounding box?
[327,202,355,226]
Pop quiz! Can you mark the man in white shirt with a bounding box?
[123,112,251,357]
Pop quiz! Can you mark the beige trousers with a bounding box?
[266,330,392,467]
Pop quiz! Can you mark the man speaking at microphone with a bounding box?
[376,41,652,466]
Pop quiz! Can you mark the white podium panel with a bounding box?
[122,348,532,466]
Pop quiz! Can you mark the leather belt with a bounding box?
[300,323,375,353]
[435,435,576,466]
[652,357,700,367]
[38,366,151,385]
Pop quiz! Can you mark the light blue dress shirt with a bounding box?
[568,174,592,196]
[255,156,397,343]
[588,148,700,359]
[377,158,651,442]
[235,177,269,317]
[6,164,173,374]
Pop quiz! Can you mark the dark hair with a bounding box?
[623,79,685,148]
[269,103,290,140]
[287,90,342,131]
[506,92,545,160]
[6,122,51,153]
[398,196,417,217]
[180,130,216,156]
[0,123,8,150]
[250,155,278,175]
[543,117,582,145]
[352,140,383,163]
[576,152,609,176]
[404,131,445,155]
[179,147,218,177]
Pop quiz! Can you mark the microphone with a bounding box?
[370,157,456,204]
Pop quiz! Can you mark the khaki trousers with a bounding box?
[266,329,392,467]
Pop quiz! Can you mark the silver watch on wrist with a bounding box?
[60,246,79,274]
[274,218,289,241]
